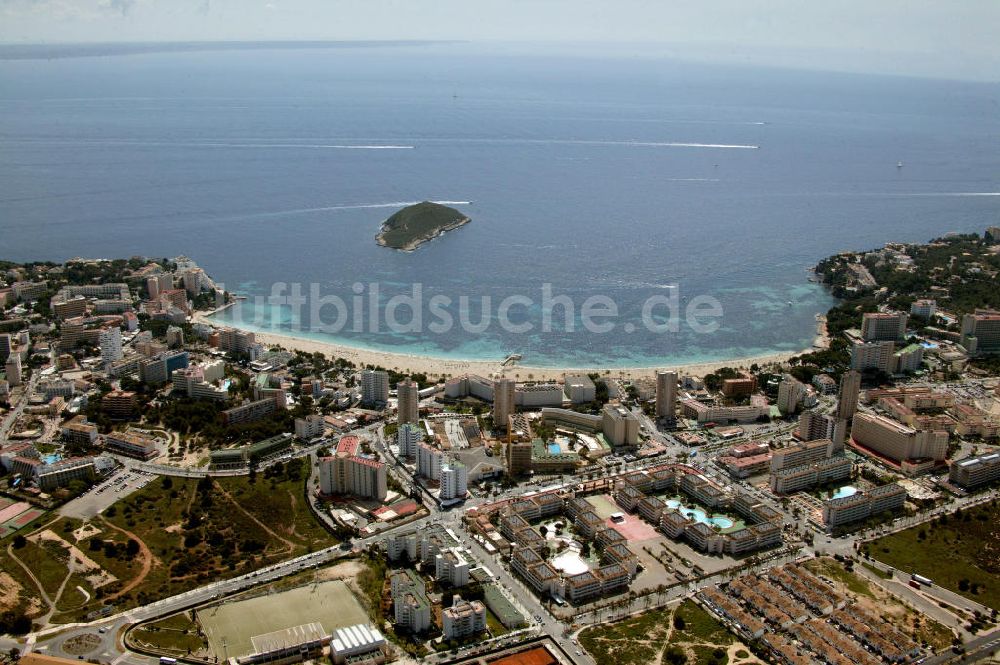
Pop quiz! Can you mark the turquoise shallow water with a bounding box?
[665,498,735,529]
[2,43,998,366]
[831,485,858,500]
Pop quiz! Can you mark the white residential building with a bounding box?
[396,422,422,458]
[910,299,937,319]
[656,370,678,420]
[851,412,948,465]
[564,374,596,403]
[441,595,486,640]
[434,547,471,587]
[492,377,515,425]
[850,340,896,372]
[861,311,907,342]
[99,326,123,365]
[397,378,419,425]
[416,442,442,480]
[390,570,431,634]
[318,436,387,501]
[294,414,325,440]
[361,369,389,404]
[440,461,468,500]
[776,374,805,415]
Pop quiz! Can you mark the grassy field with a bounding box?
[97,466,334,609]
[805,557,878,599]
[130,612,206,656]
[803,557,955,651]
[11,463,338,625]
[863,500,1000,610]
[18,540,69,597]
[485,609,509,637]
[1,542,48,632]
[578,599,739,665]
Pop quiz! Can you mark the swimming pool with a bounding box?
[832,485,858,499]
[547,443,562,455]
[42,454,62,465]
[664,498,735,529]
[831,485,858,499]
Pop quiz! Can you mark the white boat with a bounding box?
[897,161,904,168]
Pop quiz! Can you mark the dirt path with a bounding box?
[99,519,154,602]
[727,642,765,664]
[5,541,52,616]
[48,554,78,615]
[285,490,304,541]
[214,480,296,553]
[650,612,678,665]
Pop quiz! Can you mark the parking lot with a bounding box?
[59,466,156,519]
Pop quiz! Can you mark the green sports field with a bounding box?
[197,580,368,659]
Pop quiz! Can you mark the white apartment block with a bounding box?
[416,441,443,480]
[777,374,805,415]
[396,422,422,458]
[390,570,431,634]
[319,437,387,501]
[850,412,948,464]
[440,461,468,500]
[294,414,325,440]
[434,547,471,587]
[99,326,123,365]
[850,340,895,372]
[361,369,389,404]
[822,484,906,527]
[602,404,640,446]
[961,309,1000,355]
[910,299,937,319]
[656,370,678,420]
[397,379,419,425]
[770,455,852,494]
[861,311,907,341]
[564,375,596,403]
[492,377,515,424]
[217,327,257,357]
[445,374,495,401]
[441,595,486,640]
[949,453,1000,489]
[770,438,838,472]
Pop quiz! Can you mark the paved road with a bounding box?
[0,370,41,444]
[6,415,998,665]
[14,508,427,662]
[922,627,1000,664]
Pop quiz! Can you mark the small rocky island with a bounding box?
[376,201,471,251]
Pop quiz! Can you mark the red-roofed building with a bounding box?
[319,435,386,502]
[337,435,360,456]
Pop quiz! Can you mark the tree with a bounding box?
[673,614,686,630]
[12,534,27,549]
[126,539,141,557]
[664,646,687,665]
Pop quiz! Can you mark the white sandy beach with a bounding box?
[194,311,827,381]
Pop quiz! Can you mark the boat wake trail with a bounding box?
[235,200,472,221]
[664,178,721,182]
[0,139,415,150]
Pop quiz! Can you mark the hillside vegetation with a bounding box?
[376,201,470,251]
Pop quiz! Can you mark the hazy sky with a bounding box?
[2,0,999,80]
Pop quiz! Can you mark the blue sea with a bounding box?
[1,42,998,367]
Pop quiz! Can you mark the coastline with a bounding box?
[376,215,471,252]
[194,310,829,381]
